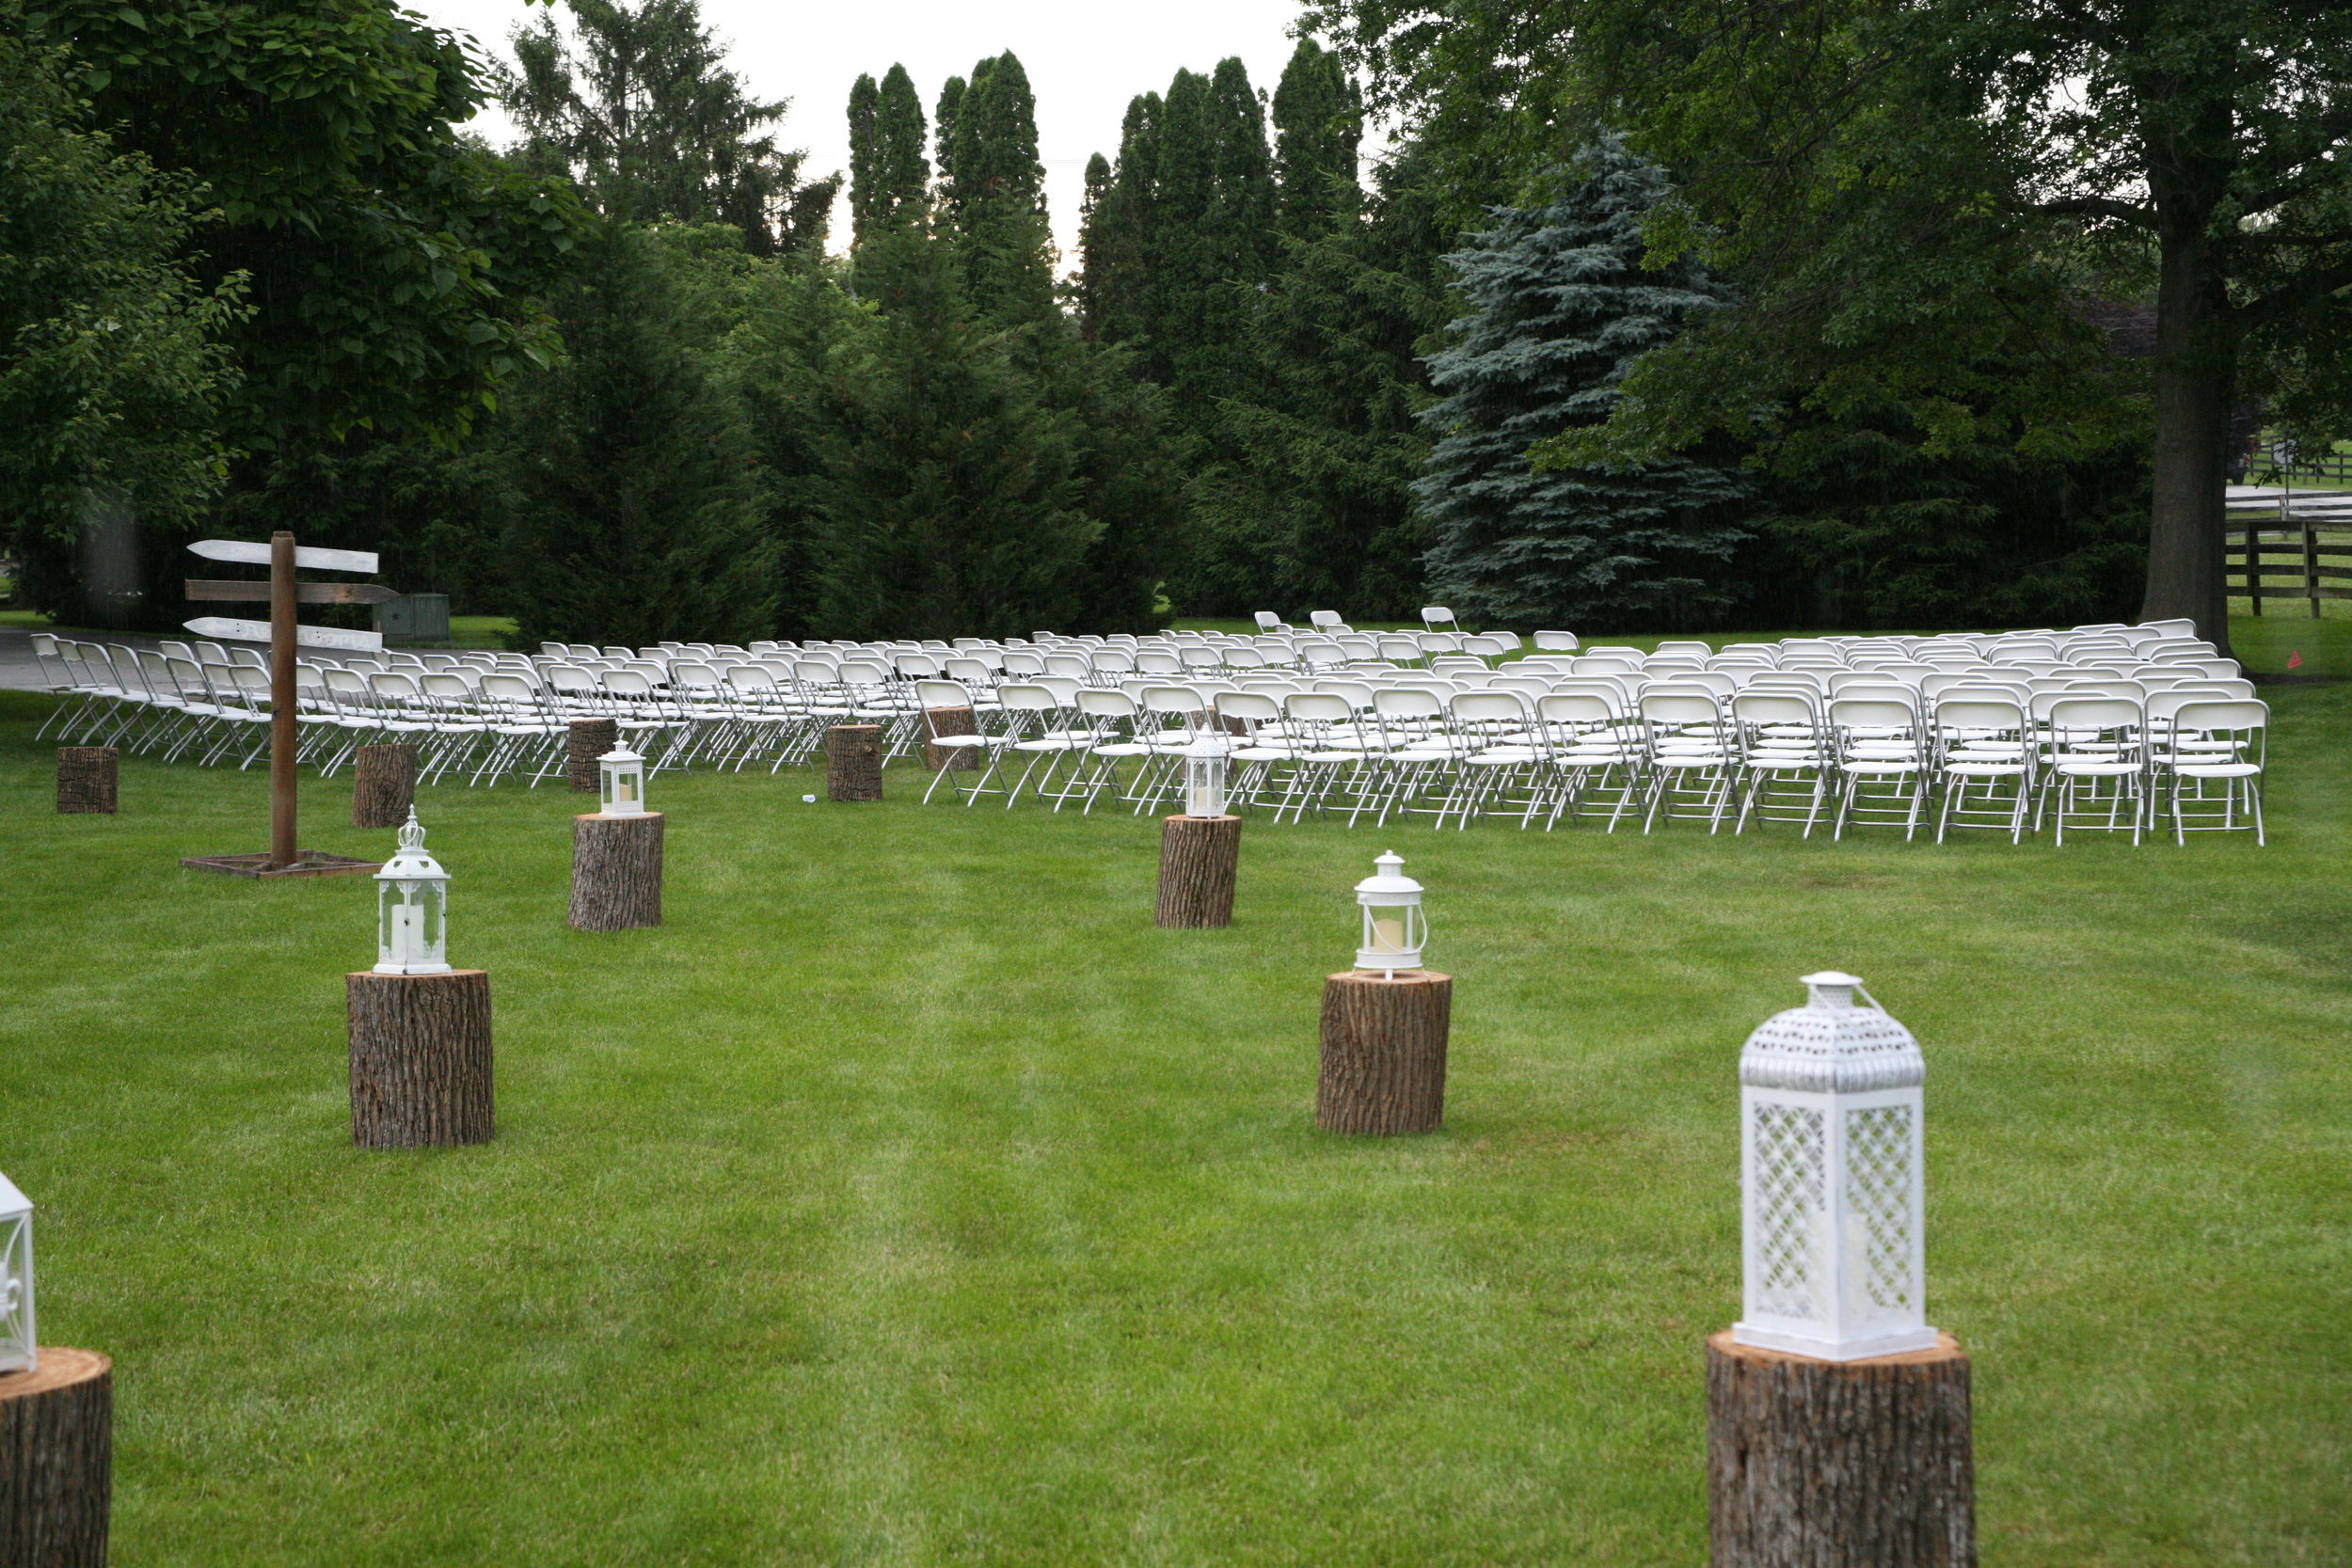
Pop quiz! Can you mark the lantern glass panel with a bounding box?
[1184,752,1228,817]
[0,1171,31,1374]
[599,747,645,816]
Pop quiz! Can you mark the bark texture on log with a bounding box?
[1316,971,1451,1135]
[0,1346,112,1568]
[351,744,418,829]
[347,970,494,1148]
[826,725,883,800]
[570,812,664,931]
[55,749,117,816]
[567,719,619,793]
[923,706,980,771]
[1706,1330,1975,1568]
[1154,815,1241,928]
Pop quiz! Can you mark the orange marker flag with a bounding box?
[2287,650,2303,669]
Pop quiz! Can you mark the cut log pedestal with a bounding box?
[351,743,418,828]
[567,719,619,793]
[1315,970,1452,1134]
[0,1348,113,1568]
[1706,1331,1975,1568]
[826,725,883,801]
[55,749,117,816]
[571,812,664,931]
[922,706,980,771]
[346,969,494,1148]
[1154,815,1241,928]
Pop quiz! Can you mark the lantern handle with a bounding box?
[1851,982,1887,1013]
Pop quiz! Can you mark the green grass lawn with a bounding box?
[2,631,2347,1565]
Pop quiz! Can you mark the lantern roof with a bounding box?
[0,1169,26,1218]
[1355,851,1422,899]
[599,744,643,764]
[1740,970,1923,1092]
[374,808,451,883]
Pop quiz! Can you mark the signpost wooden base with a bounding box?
[347,970,493,1148]
[182,851,378,879]
[570,813,663,930]
[1315,970,1451,1134]
[0,1347,112,1567]
[352,744,418,829]
[1705,1330,1974,1568]
[1154,815,1240,927]
[826,725,883,800]
[567,719,618,792]
[55,748,117,815]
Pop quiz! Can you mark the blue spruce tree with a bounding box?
[1417,136,1753,628]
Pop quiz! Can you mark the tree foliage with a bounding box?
[937,53,1056,325]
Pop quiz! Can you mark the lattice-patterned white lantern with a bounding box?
[1735,972,1935,1362]
[0,1169,32,1374]
[373,809,453,975]
[1183,742,1230,818]
[598,744,646,816]
[1353,851,1426,976]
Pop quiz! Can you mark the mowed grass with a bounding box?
[1,633,2347,1566]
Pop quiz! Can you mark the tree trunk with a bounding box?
[1706,1330,1975,1568]
[346,970,494,1148]
[826,725,883,801]
[1154,815,1241,927]
[2142,192,2235,653]
[55,749,117,815]
[567,719,618,793]
[1316,971,1452,1134]
[923,706,980,771]
[570,812,664,931]
[351,744,418,829]
[0,1347,111,1568]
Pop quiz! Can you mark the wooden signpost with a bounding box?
[179,531,395,878]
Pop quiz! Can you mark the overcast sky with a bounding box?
[405,0,1311,263]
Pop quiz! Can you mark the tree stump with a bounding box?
[0,1347,112,1568]
[826,725,883,800]
[346,970,494,1148]
[351,743,418,828]
[1706,1330,1975,1568]
[1154,815,1241,928]
[567,718,619,792]
[54,749,117,816]
[570,812,664,931]
[1315,970,1452,1134]
[923,706,980,771]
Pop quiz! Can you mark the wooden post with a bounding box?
[570,812,664,931]
[923,706,980,771]
[0,1347,113,1568]
[55,748,118,815]
[1706,1331,1975,1568]
[2305,515,2321,618]
[567,719,618,792]
[1315,970,1452,1134]
[826,724,883,801]
[346,970,494,1148]
[351,743,418,829]
[1154,815,1240,927]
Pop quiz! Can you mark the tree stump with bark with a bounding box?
[351,743,418,828]
[1154,815,1241,928]
[570,812,664,931]
[0,1347,112,1568]
[923,706,980,771]
[827,725,883,800]
[346,969,494,1148]
[1706,1330,1975,1568]
[55,749,116,816]
[1315,970,1452,1134]
[567,719,619,792]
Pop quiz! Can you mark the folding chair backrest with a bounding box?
[1827,698,1917,731]
[603,670,655,696]
[1653,640,1711,659]
[1075,689,1136,719]
[1531,631,1579,651]
[370,672,421,699]
[728,666,781,694]
[1215,690,1283,725]
[1935,698,2026,731]
[482,674,536,703]
[996,683,1058,715]
[915,679,970,709]
[1140,685,1205,716]
[1090,649,1136,674]
[1421,606,1458,628]
[2171,700,2266,740]
[1640,692,1720,726]
[1310,610,1345,629]
[1373,688,1444,721]
[1460,635,1511,657]
[1536,692,1615,725]
[1285,691,1355,723]
[2046,697,2141,736]
[1733,693,1817,726]
[1254,611,1284,631]
[943,658,993,685]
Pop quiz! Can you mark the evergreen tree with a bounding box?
[933,75,966,201]
[1418,138,1754,629]
[1079,92,1162,349]
[938,54,1057,325]
[1270,40,1361,237]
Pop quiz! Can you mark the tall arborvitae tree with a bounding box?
[1079,92,1162,349]
[1270,39,1361,238]
[938,53,1056,325]
[848,61,930,294]
[1418,138,1754,629]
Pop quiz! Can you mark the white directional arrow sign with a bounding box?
[183,615,384,652]
[189,538,379,575]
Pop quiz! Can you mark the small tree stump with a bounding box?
[570,812,664,931]
[1706,1330,1975,1568]
[55,749,117,816]
[923,706,980,770]
[0,1347,112,1568]
[827,724,883,800]
[346,970,494,1148]
[351,743,418,828]
[567,718,619,792]
[1154,815,1241,928]
[1315,970,1452,1134]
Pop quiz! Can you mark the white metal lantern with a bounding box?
[598,744,646,816]
[373,808,453,975]
[1734,972,1935,1362]
[1353,851,1427,976]
[1183,742,1230,818]
[0,1169,32,1374]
